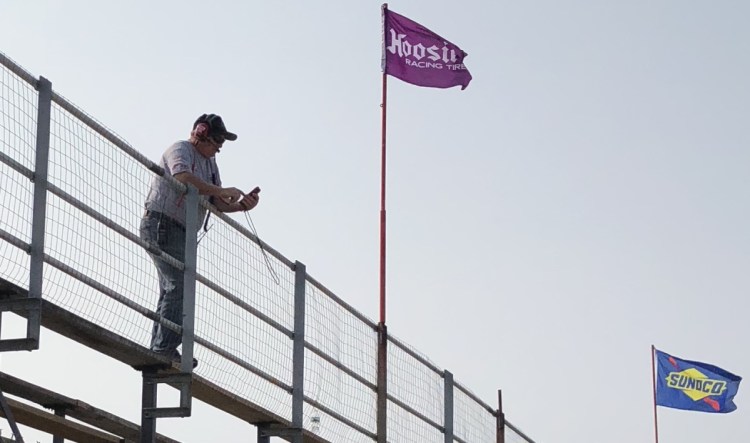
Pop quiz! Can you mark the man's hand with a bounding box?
[218,187,243,204]
[239,187,260,211]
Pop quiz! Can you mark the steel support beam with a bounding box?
[257,423,271,443]
[140,368,158,443]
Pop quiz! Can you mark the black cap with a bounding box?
[193,114,237,141]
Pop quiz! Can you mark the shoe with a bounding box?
[154,348,198,369]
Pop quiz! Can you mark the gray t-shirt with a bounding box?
[144,140,222,227]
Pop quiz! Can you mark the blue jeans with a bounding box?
[140,211,186,353]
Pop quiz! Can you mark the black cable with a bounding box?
[243,211,281,286]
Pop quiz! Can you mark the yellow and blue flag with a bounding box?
[655,349,742,413]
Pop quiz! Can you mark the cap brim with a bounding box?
[223,131,237,141]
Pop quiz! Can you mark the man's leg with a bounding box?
[141,213,186,353]
[150,258,184,353]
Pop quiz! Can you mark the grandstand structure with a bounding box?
[0,52,536,443]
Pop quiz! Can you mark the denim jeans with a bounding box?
[140,212,186,353]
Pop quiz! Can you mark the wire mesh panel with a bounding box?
[195,216,295,331]
[192,277,294,388]
[304,279,378,437]
[0,62,37,288]
[303,350,377,442]
[192,214,297,418]
[48,100,148,235]
[387,335,445,434]
[453,384,496,443]
[387,399,444,443]
[0,59,36,170]
[302,399,376,443]
[195,338,294,422]
[0,162,32,289]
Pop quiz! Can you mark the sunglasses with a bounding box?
[209,135,225,147]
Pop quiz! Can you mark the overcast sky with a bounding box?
[1,1,749,442]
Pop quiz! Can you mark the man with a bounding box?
[140,113,259,367]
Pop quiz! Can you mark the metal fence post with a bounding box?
[26,76,53,348]
[180,185,198,381]
[496,389,505,443]
[444,370,453,443]
[377,322,388,443]
[292,261,307,442]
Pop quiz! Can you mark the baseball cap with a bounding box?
[193,114,238,141]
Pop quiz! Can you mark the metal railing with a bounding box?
[0,51,535,443]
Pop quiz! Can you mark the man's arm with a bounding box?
[173,171,243,204]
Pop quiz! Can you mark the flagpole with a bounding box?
[379,80,388,324]
[377,5,389,443]
[379,3,388,326]
[651,345,659,443]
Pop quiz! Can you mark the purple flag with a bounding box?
[383,9,472,90]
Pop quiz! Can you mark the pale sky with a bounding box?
[1,1,749,442]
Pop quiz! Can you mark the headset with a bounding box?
[193,114,221,140]
[194,122,210,138]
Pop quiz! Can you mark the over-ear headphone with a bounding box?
[195,122,209,138]
[194,114,221,140]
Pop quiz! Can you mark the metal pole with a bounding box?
[292,261,307,443]
[27,76,53,347]
[377,7,389,440]
[443,371,453,443]
[379,3,389,325]
[140,369,157,443]
[496,390,505,443]
[651,345,659,443]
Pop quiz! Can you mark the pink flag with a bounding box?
[383,9,473,90]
